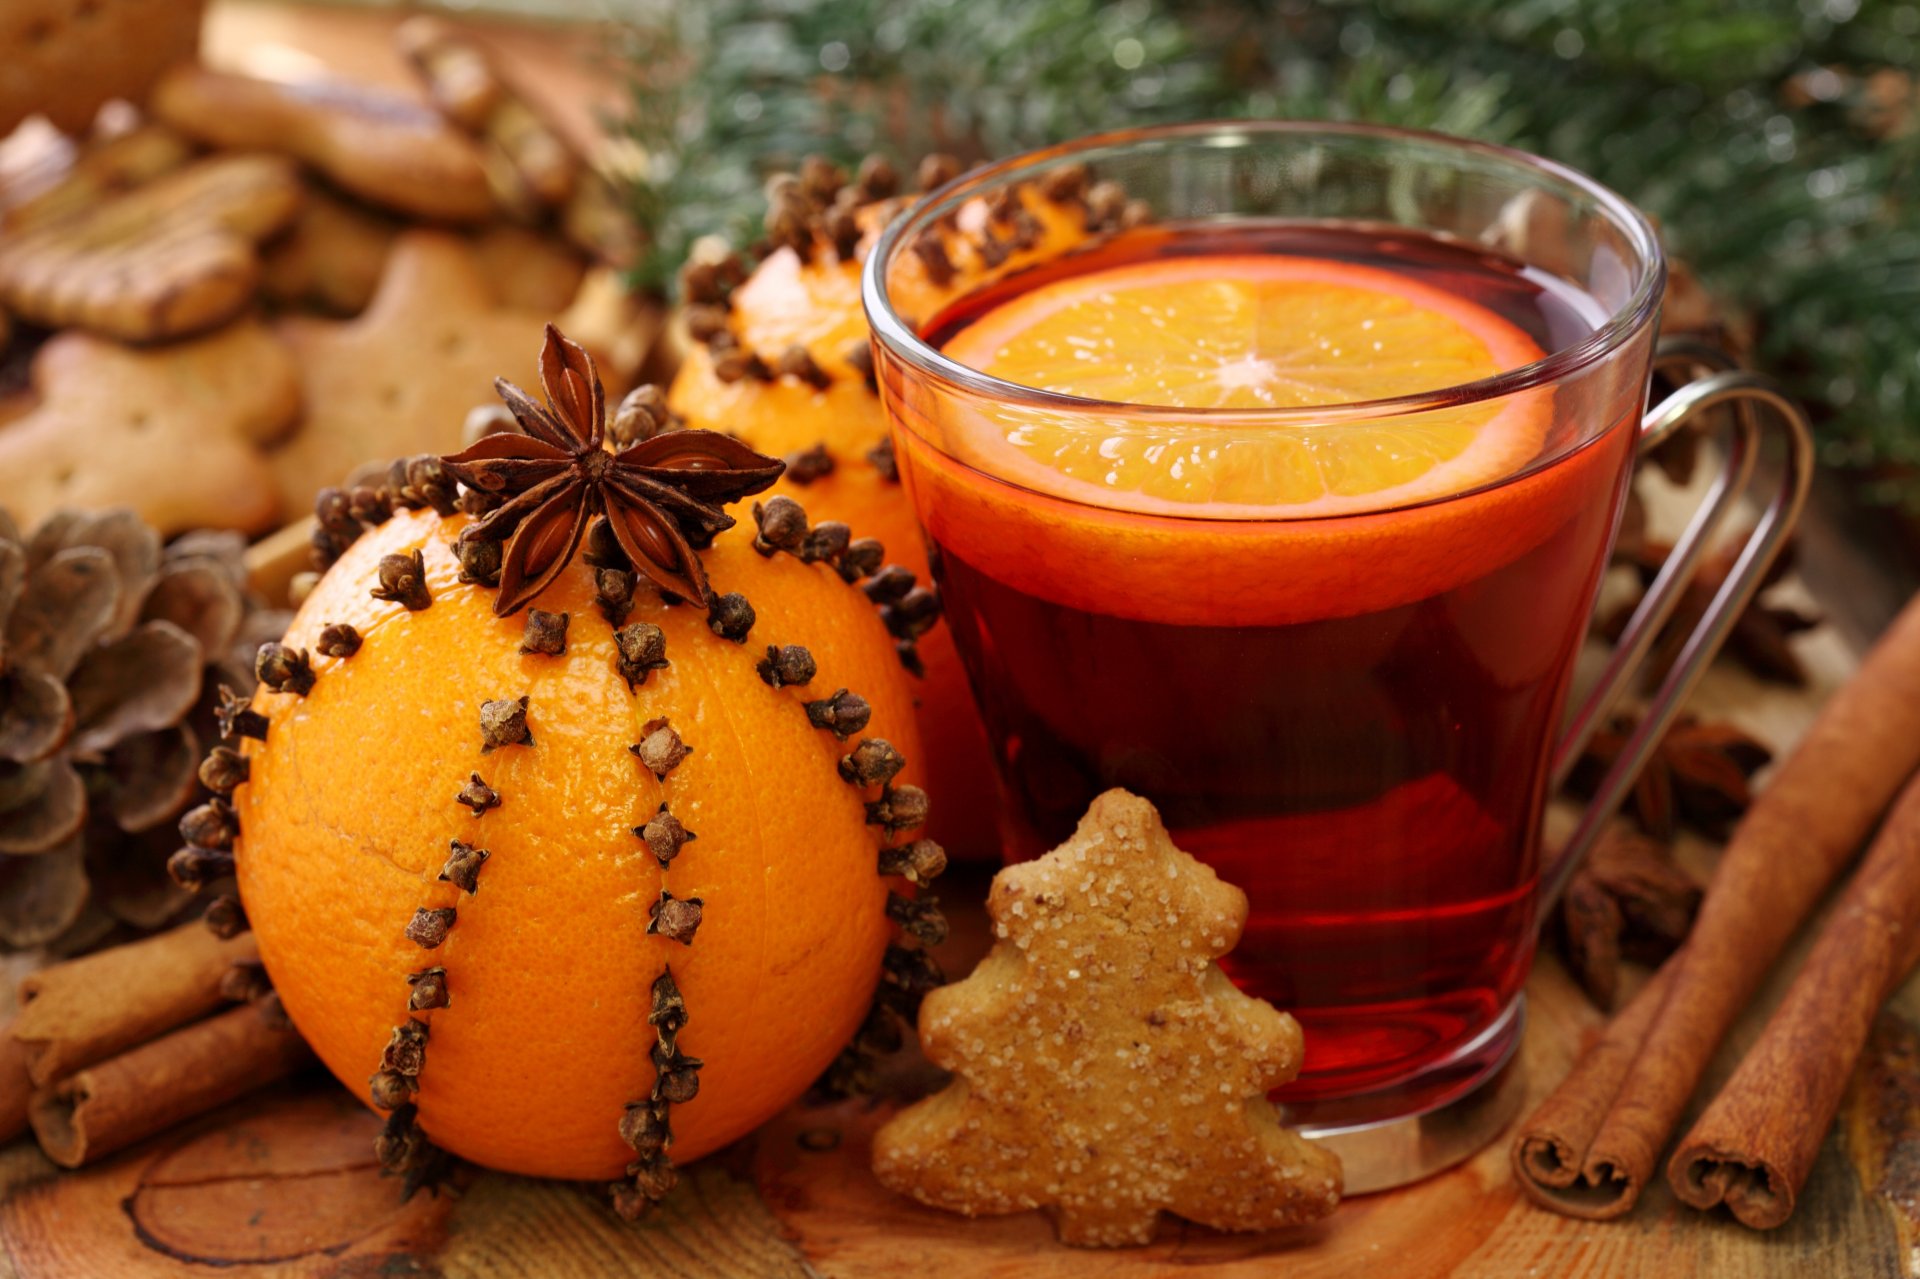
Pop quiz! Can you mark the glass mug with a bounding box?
[862,122,1811,1191]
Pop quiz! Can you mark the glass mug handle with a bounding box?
[1535,337,1816,926]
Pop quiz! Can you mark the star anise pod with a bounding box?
[439,326,784,616]
[1602,535,1822,688]
[1568,712,1773,842]
[1559,826,1702,1009]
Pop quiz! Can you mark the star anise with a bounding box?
[1559,826,1702,1009]
[1568,712,1773,842]
[1602,534,1822,688]
[439,326,784,616]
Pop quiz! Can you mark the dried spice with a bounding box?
[1040,162,1090,205]
[197,745,248,794]
[519,608,569,656]
[315,622,362,658]
[751,496,808,557]
[879,838,947,886]
[648,891,704,945]
[636,804,696,868]
[856,154,898,201]
[653,1048,703,1104]
[166,843,235,889]
[478,695,533,752]
[214,685,268,741]
[177,798,237,849]
[620,1100,671,1160]
[407,966,451,1010]
[863,564,915,605]
[439,840,490,893]
[596,568,637,626]
[203,892,247,938]
[710,341,772,385]
[777,345,831,390]
[911,232,955,286]
[1559,827,1703,1008]
[883,588,943,643]
[838,738,906,787]
[706,592,755,643]
[1605,538,1822,688]
[885,893,948,946]
[382,1018,430,1076]
[608,384,674,449]
[683,304,728,344]
[917,153,961,192]
[1570,713,1773,841]
[879,942,945,1015]
[838,538,885,583]
[784,444,835,486]
[756,644,816,689]
[454,531,503,587]
[805,689,871,740]
[613,621,668,688]
[406,906,456,949]
[369,1069,414,1109]
[255,642,315,696]
[867,783,930,832]
[441,326,784,614]
[371,549,432,611]
[799,521,850,566]
[454,771,500,816]
[866,438,899,482]
[632,718,691,779]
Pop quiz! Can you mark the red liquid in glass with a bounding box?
[906,224,1637,1110]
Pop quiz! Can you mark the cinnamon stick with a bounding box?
[1512,961,1674,1211]
[0,1019,33,1145]
[1519,592,1920,1218]
[13,921,257,1086]
[1667,770,1920,1227]
[27,1004,310,1167]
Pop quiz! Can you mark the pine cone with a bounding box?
[0,509,288,951]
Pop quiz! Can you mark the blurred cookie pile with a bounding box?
[0,0,658,541]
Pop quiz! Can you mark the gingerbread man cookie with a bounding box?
[267,230,545,512]
[872,789,1343,1247]
[0,154,302,342]
[151,63,494,224]
[0,0,205,135]
[0,321,298,536]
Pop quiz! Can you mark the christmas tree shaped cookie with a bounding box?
[872,789,1342,1246]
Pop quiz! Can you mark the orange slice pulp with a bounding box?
[938,255,1551,520]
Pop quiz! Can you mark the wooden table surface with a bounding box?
[1,3,1916,1275]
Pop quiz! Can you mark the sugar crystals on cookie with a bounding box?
[872,788,1343,1247]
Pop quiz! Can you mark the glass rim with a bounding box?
[861,118,1667,426]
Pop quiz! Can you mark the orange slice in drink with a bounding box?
[939,255,1551,519]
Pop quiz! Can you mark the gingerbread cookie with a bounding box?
[0,153,302,342]
[396,16,578,217]
[396,17,639,268]
[469,223,586,314]
[0,0,205,135]
[872,789,1343,1247]
[267,230,544,512]
[0,321,297,536]
[150,63,494,224]
[259,186,398,317]
[1,122,193,234]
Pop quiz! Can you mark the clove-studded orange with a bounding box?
[668,154,1130,858]
[200,328,946,1211]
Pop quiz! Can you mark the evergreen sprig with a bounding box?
[614,0,1920,498]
